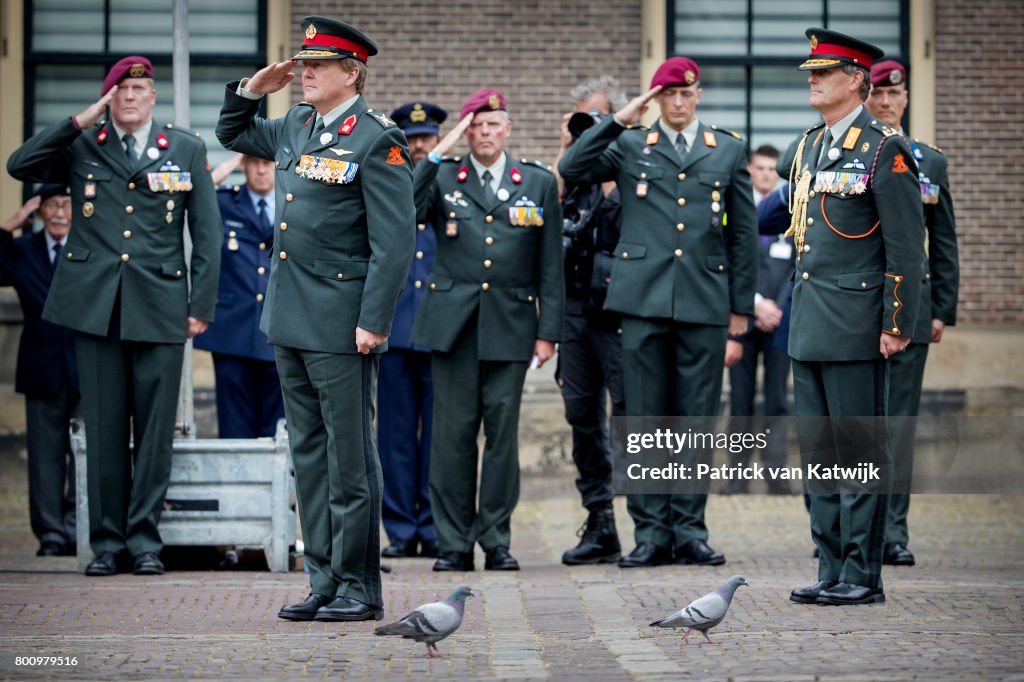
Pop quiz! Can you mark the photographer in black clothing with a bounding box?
[553,76,627,565]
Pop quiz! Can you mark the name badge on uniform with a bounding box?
[769,238,793,260]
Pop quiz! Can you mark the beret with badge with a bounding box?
[649,57,700,89]
[871,59,907,87]
[460,89,506,120]
[391,101,448,137]
[101,55,153,95]
[292,15,378,63]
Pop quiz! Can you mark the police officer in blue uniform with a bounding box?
[195,155,285,438]
[377,101,447,559]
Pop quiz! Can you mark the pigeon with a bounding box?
[649,575,748,644]
[374,584,474,657]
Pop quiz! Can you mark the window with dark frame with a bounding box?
[24,0,266,181]
[667,0,909,154]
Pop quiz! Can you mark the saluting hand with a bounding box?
[613,86,663,127]
[75,85,118,130]
[245,61,297,96]
[431,113,475,158]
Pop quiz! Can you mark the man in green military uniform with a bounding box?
[866,59,959,567]
[216,16,414,621]
[7,56,222,577]
[412,89,563,572]
[782,30,925,605]
[559,58,757,568]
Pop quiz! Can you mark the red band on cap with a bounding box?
[304,34,367,61]
[812,41,875,67]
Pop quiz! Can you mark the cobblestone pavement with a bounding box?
[0,449,1021,681]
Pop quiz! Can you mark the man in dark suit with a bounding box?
[377,101,447,561]
[0,184,79,556]
[866,59,959,567]
[195,155,284,438]
[217,16,414,621]
[724,145,795,495]
[559,57,758,568]
[412,89,564,572]
[7,56,222,577]
[781,29,924,606]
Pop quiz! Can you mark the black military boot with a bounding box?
[562,506,621,565]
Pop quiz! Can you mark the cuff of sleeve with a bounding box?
[236,78,263,100]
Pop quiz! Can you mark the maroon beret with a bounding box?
[101,56,153,96]
[650,57,700,90]
[871,59,907,88]
[460,89,506,120]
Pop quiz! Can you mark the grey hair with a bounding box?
[842,64,870,101]
[570,75,628,111]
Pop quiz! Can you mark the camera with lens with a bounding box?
[567,110,605,140]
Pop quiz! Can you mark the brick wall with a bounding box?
[289,1,643,164]
[936,0,1024,324]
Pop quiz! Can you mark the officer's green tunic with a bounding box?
[7,116,222,557]
[559,117,758,551]
[886,137,959,545]
[217,85,414,606]
[780,106,925,588]
[411,153,563,554]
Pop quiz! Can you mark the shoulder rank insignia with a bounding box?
[842,126,862,150]
[711,124,742,140]
[703,130,717,148]
[370,111,395,127]
[646,131,660,145]
[880,125,898,137]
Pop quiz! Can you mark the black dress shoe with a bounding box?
[37,541,64,557]
[132,552,165,575]
[419,539,440,558]
[484,546,520,571]
[673,539,726,566]
[315,596,384,621]
[432,551,474,572]
[618,542,672,568]
[84,551,120,577]
[278,593,334,621]
[817,582,885,605]
[789,579,838,604]
[883,542,916,566]
[381,538,417,558]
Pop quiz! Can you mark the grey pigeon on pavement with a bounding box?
[374,584,474,657]
[649,575,748,644]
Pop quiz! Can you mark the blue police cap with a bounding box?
[390,101,448,137]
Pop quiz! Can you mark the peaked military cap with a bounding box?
[799,28,883,71]
[391,101,448,136]
[293,16,378,63]
[101,55,153,95]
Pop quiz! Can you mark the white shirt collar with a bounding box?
[660,117,700,152]
[826,105,863,148]
[318,94,361,130]
[469,152,507,192]
[44,231,66,261]
[111,119,153,157]
[248,186,274,215]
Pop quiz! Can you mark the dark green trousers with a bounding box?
[886,342,929,545]
[75,329,183,557]
[620,316,727,549]
[792,358,890,589]
[275,347,382,607]
[429,314,528,554]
